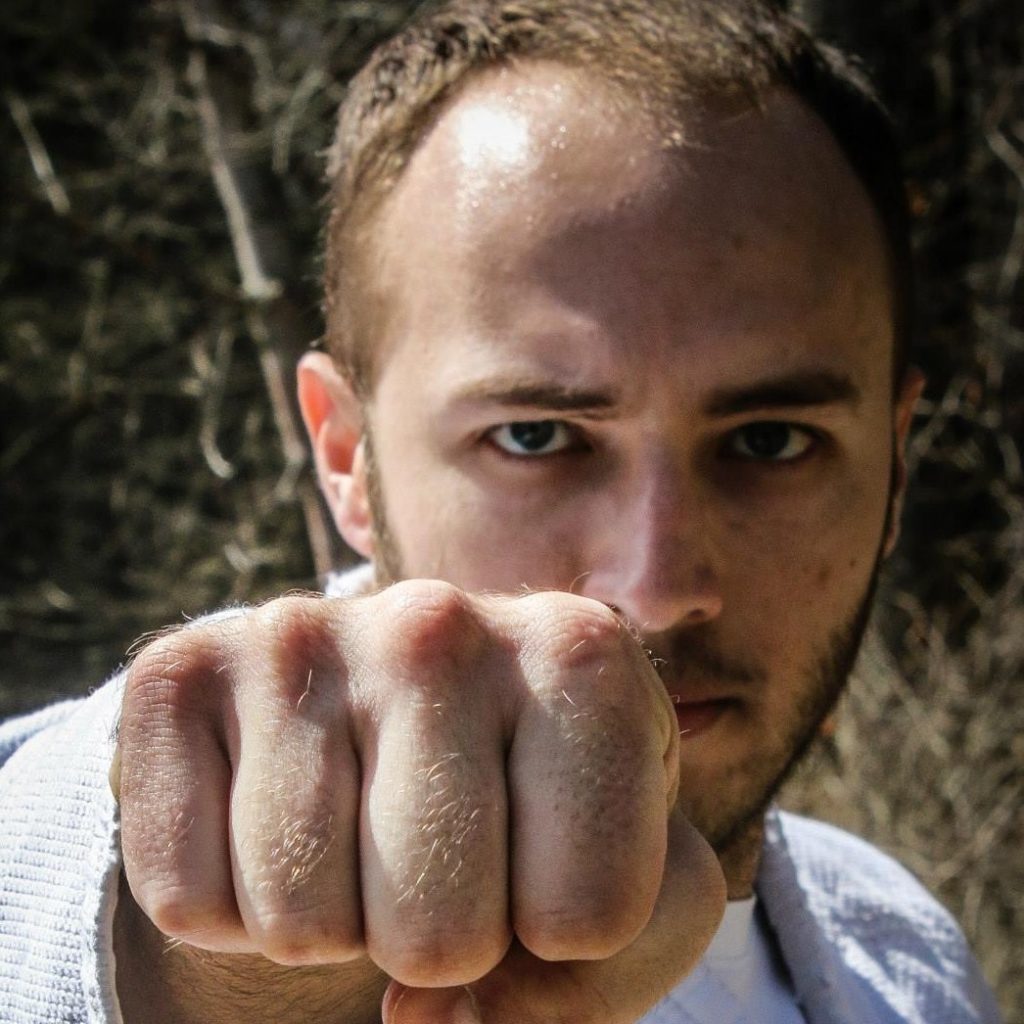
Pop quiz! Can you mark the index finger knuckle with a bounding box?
[520,593,628,676]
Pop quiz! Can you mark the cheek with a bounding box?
[720,471,888,628]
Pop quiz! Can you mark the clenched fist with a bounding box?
[115,580,725,1023]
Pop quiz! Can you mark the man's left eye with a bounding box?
[489,420,575,456]
[726,422,817,462]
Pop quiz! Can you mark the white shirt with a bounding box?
[645,897,807,1023]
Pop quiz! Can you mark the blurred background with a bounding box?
[1,0,1021,1016]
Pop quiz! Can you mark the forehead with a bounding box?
[369,62,892,393]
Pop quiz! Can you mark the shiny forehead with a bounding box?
[416,62,677,184]
[375,62,889,316]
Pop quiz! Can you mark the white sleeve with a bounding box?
[0,676,125,1024]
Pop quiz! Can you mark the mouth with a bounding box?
[670,695,738,739]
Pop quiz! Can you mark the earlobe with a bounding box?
[330,439,375,559]
[296,352,375,559]
[883,367,927,557]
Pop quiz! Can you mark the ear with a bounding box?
[883,367,926,558]
[296,352,375,559]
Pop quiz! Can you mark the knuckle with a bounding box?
[378,580,483,686]
[387,579,474,639]
[374,927,507,987]
[123,631,220,723]
[137,881,238,945]
[523,593,627,675]
[126,634,191,692]
[256,910,364,967]
[251,594,331,648]
[248,595,344,707]
[517,898,643,962]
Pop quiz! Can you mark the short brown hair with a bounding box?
[324,0,912,396]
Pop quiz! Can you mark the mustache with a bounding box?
[623,622,764,688]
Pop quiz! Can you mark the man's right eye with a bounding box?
[488,421,575,457]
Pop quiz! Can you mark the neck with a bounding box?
[715,818,766,900]
[114,873,387,1024]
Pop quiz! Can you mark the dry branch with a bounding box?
[5,91,71,216]
[180,0,337,578]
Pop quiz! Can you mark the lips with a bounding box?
[671,696,736,739]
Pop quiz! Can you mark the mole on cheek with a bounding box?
[816,564,832,587]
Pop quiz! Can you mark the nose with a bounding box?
[579,457,724,634]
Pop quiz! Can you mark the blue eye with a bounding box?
[727,422,816,462]
[489,421,574,456]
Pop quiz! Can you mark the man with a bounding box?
[0,1,1002,1022]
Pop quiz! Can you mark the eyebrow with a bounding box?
[451,379,620,416]
[449,368,860,419]
[703,370,861,417]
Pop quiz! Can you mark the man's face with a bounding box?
[311,66,919,854]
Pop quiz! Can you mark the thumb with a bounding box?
[383,982,482,1024]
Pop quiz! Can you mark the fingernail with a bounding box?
[381,983,407,1024]
[449,988,483,1024]
[383,985,482,1024]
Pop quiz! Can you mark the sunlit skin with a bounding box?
[303,63,923,895]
